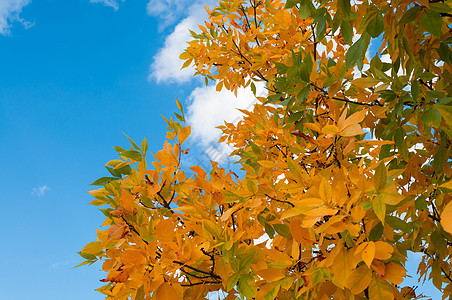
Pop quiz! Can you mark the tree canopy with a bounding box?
[79,0,452,299]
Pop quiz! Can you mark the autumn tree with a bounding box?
[79,0,452,299]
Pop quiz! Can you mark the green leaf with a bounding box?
[263,282,281,300]
[346,35,366,69]
[374,162,387,192]
[420,9,443,38]
[435,105,452,127]
[121,150,142,162]
[300,52,313,82]
[273,223,293,238]
[106,166,121,178]
[265,223,275,239]
[414,196,428,211]
[298,1,315,19]
[123,133,140,151]
[251,82,257,95]
[437,43,452,64]
[141,137,148,154]
[369,275,393,299]
[308,267,324,286]
[316,15,327,40]
[78,251,97,260]
[134,286,145,300]
[174,112,185,122]
[369,222,383,241]
[238,274,256,298]
[91,177,119,186]
[399,6,421,25]
[433,132,448,173]
[373,194,386,224]
[341,20,353,45]
[226,273,240,291]
[421,107,442,128]
[338,0,351,19]
[284,0,299,9]
[394,128,404,151]
[411,79,420,101]
[297,85,310,100]
[366,12,384,38]
[386,216,410,232]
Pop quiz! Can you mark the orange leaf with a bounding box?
[362,242,375,267]
[352,77,381,89]
[255,268,286,281]
[154,282,181,300]
[383,262,405,285]
[345,264,372,294]
[374,241,393,260]
[441,201,452,234]
[178,126,191,144]
[371,260,386,276]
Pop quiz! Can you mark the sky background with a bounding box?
[0,0,443,299]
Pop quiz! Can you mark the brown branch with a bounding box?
[180,281,221,287]
[265,193,295,207]
[173,261,221,280]
[441,267,452,283]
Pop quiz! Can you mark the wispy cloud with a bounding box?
[31,185,50,197]
[89,0,124,11]
[51,260,72,269]
[146,0,215,30]
[0,0,33,35]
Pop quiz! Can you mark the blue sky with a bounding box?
[0,1,443,299]
[0,1,260,299]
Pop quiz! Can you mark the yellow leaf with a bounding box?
[319,178,332,203]
[154,282,181,300]
[374,241,393,260]
[362,242,375,267]
[440,180,452,190]
[322,124,340,135]
[258,160,277,168]
[81,241,103,254]
[441,201,452,234]
[303,122,321,132]
[342,109,367,129]
[178,126,191,144]
[383,262,405,285]
[352,77,381,89]
[255,268,286,281]
[340,123,364,137]
[290,218,314,245]
[369,275,394,300]
[331,247,355,289]
[345,264,372,294]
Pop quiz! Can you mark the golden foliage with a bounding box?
[80,0,452,299]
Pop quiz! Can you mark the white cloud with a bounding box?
[146,0,216,30]
[0,0,32,35]
[146,0,187,30]
[149,16,200,84]
[31,185,50,197]
[186,81,267,146]
[89,0,124,11]
[148,0,221,84]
